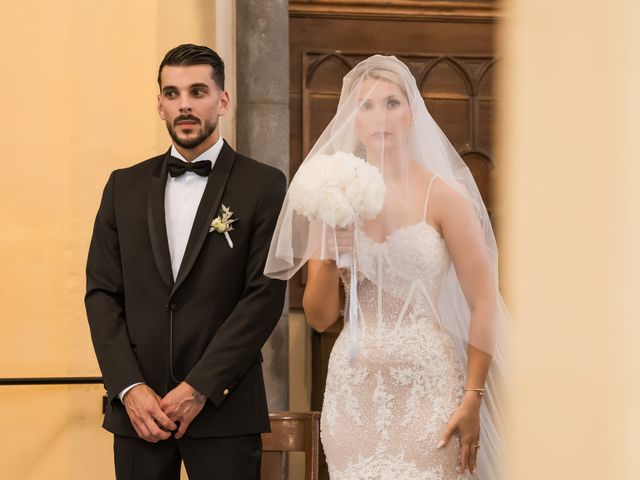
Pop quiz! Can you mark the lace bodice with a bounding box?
[357,222,449,286]
[340,222,451,349]
[354,221,450,313]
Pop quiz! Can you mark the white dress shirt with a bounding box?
[165,137,224,279]
[118,136,224,401]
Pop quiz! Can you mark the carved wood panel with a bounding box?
[301,51,497,191]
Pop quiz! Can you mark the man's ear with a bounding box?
[218,91,230,117]
[157,94,166,120]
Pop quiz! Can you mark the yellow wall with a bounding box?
[0,1,222,478]
[500,0,640,478]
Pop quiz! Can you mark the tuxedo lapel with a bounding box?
[171,141,236,296]
[147,149,174,289]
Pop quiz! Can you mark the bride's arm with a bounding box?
[302,259,342,332]
[432,181,496,475]
[435,182,496,383]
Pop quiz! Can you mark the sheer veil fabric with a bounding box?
[265,55,509,478]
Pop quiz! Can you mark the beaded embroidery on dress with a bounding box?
[322,178,471,480]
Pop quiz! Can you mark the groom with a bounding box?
[85,44,287,479]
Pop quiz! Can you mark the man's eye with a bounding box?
[192,88,206,96]
[165,91,177,99]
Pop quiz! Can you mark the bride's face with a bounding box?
[354,77,412,152]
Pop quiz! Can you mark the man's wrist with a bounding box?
[119,382,145,402]
[183,381,206,403]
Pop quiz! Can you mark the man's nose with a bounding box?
[179,97,192,112]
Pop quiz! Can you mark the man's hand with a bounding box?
[122,384,177,443]
[160,382,207,439]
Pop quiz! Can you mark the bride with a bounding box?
[265,55,508,479]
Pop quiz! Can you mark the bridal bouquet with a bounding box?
[288,151,385,228]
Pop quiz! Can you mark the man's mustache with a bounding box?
[174,115,201,126]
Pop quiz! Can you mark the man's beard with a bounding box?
[167,118,217,150]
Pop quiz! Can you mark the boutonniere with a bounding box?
[209,204,238,248]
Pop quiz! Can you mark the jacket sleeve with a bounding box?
[85,171,145,402]
[185,168,287,407]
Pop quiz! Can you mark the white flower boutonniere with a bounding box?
[209,204,238,248]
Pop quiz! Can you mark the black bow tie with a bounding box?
[168,156,212,177]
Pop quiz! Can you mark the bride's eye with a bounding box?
[387,98,401,108]
[359,100,372,111]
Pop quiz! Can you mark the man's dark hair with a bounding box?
[158,44,225,90]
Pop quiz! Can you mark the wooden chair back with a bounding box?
[260,411,321,480]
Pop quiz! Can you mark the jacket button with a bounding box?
[167,303,179,311]
[223,388,230,396]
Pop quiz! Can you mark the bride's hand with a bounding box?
[322,226,353,264]
[438,392,482,475]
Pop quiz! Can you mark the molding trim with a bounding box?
[290,0,501,22]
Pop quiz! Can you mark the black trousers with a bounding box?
[113,433,262,480]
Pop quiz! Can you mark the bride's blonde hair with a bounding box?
[348,65,410,100]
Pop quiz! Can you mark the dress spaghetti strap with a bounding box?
[422,175,438,221]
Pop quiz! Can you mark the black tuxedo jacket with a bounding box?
[85,141,287,438]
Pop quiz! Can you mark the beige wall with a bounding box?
[500,0,640,478]
[0,2,228,478]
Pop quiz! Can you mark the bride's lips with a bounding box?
[371,131,389,138]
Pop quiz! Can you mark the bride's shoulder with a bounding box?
[430,176,475,219]
[431,176,465,197]
[409,163,472,213]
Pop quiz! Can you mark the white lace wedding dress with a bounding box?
[321,182,468,479]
